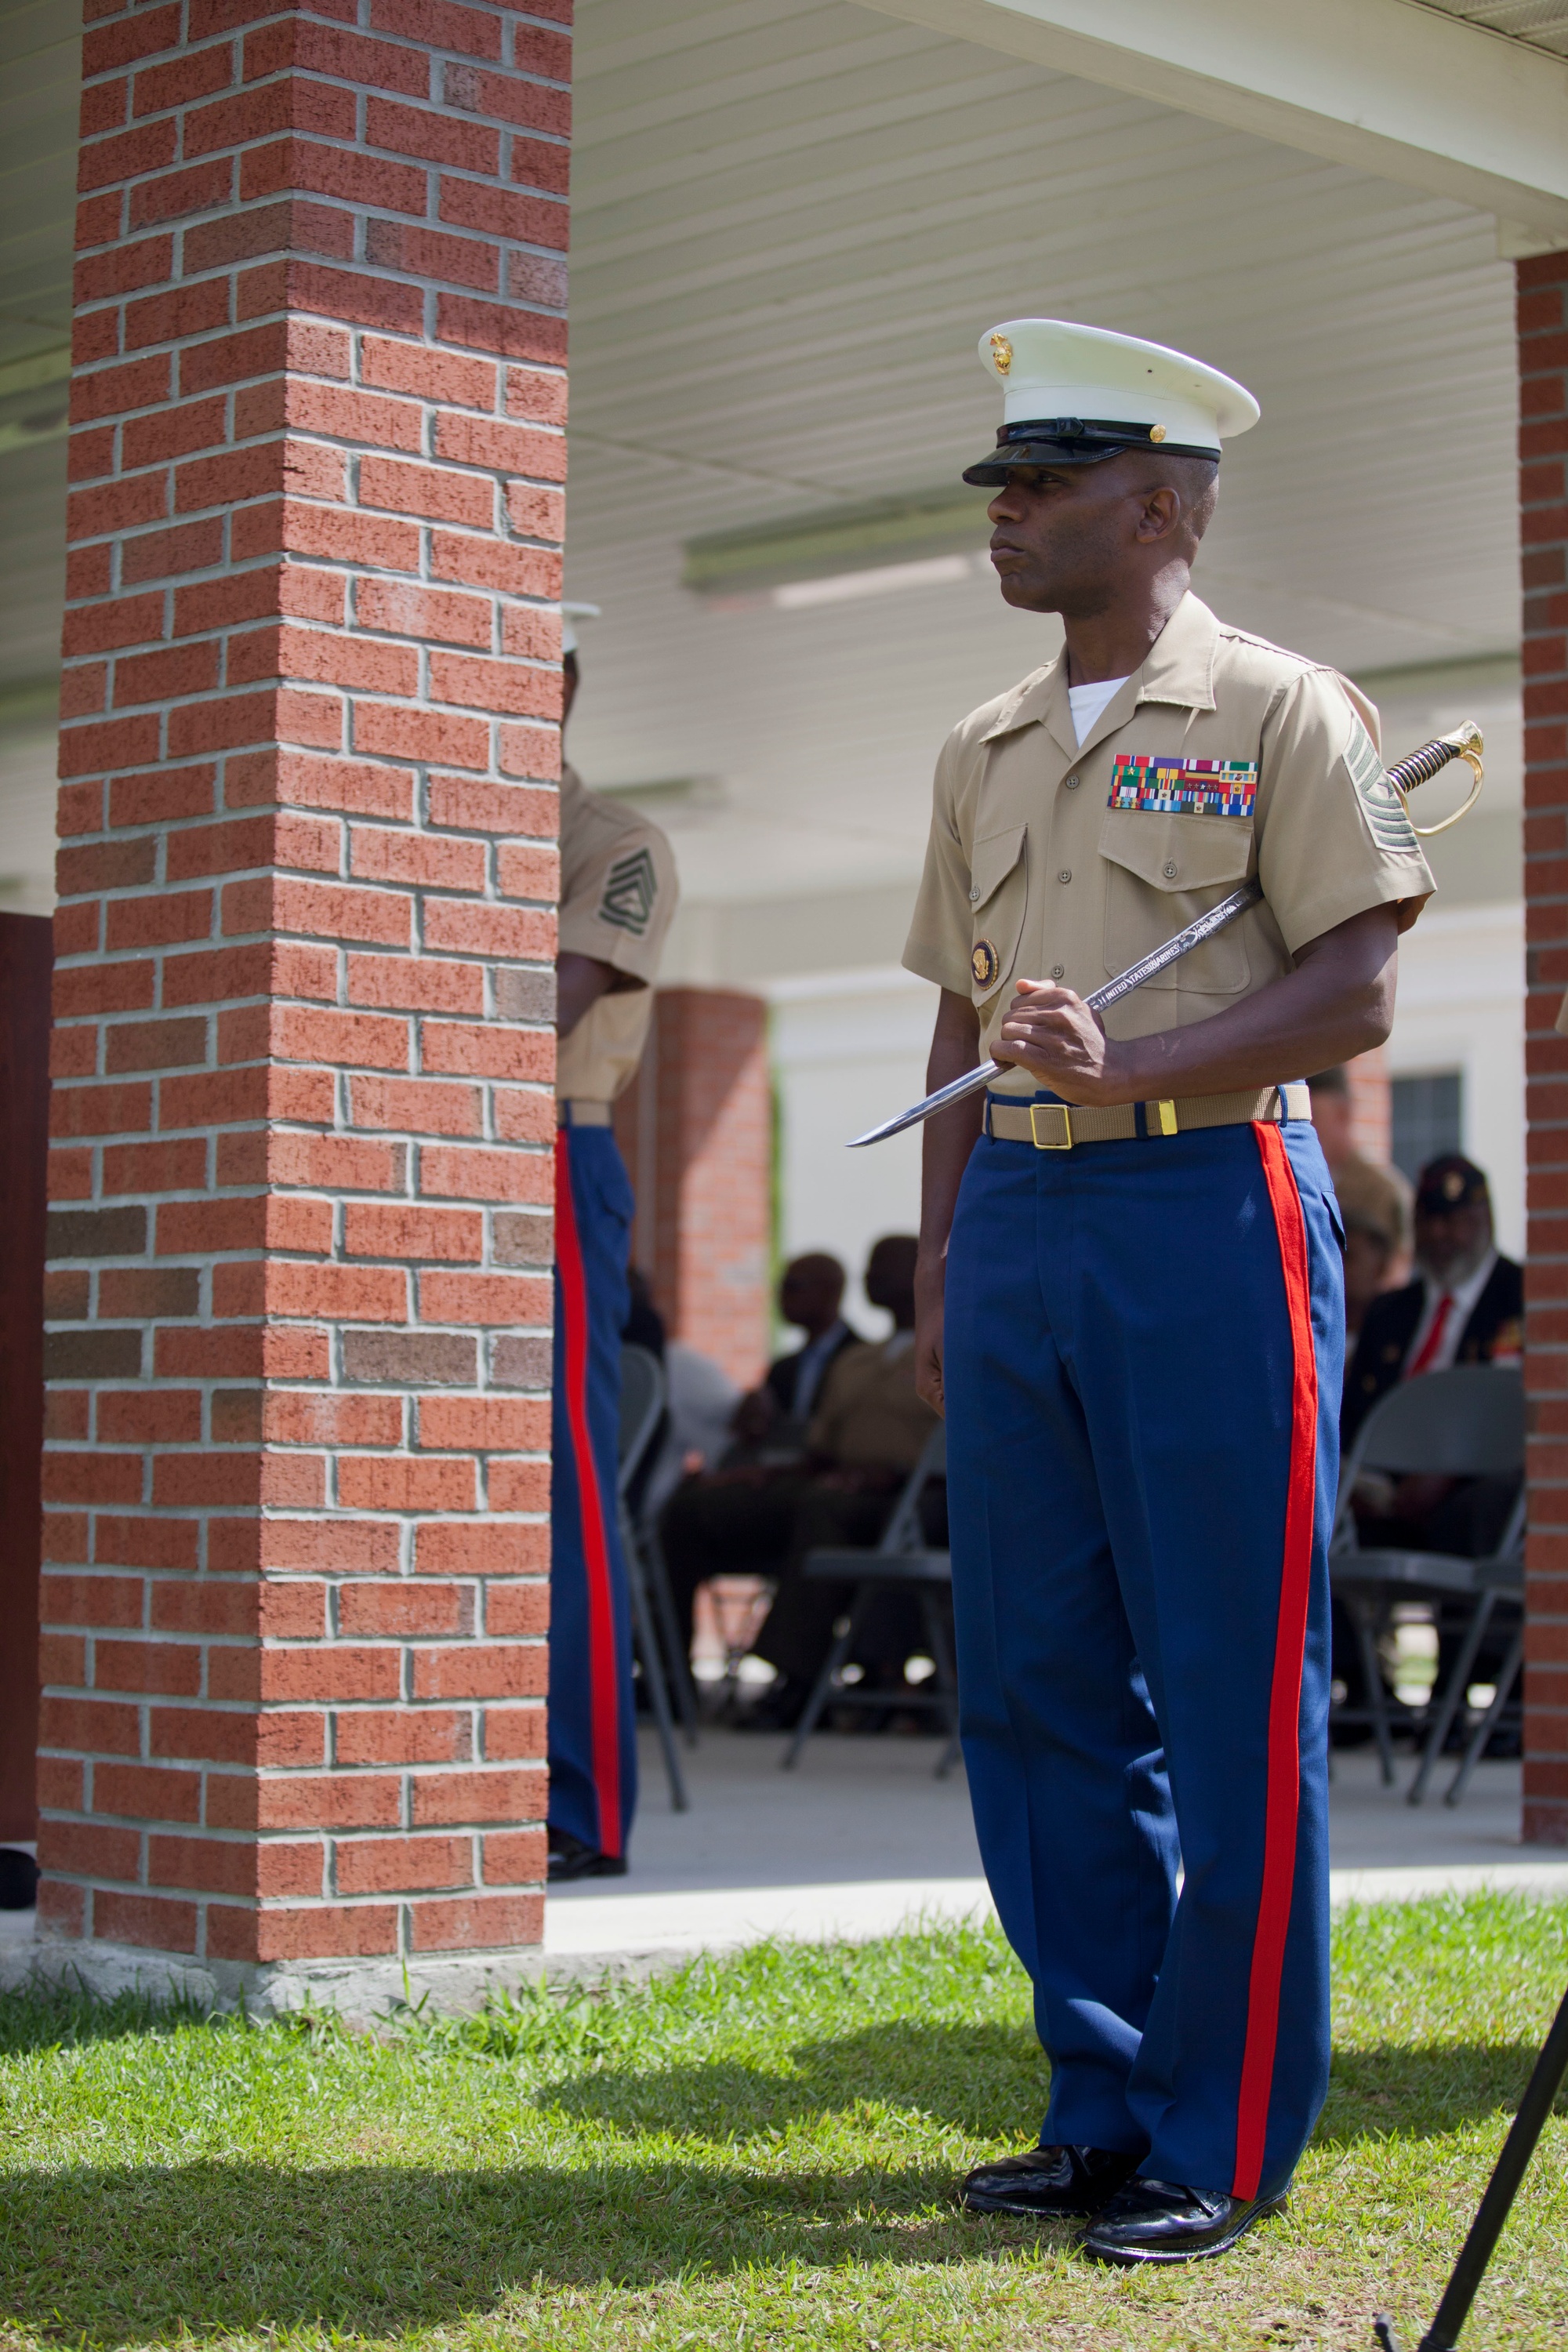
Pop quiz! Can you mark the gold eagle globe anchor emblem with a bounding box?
[989,333,1013,376]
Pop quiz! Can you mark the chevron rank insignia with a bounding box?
[599,846,658,935]
[1344,718,1418,852]
[1109,756,1258,818]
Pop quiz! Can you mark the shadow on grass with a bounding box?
[0,1979,213,2057]
[1,2035,1559,2340]
[546,2019,1043,2142]
[0,2155,988,2339]
[544,2021,1560,2152]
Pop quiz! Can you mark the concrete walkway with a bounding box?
[545,1726,1568,1969]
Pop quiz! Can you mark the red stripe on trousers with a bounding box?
[554,1127,623,1858]
[1232,1121,1319,2199]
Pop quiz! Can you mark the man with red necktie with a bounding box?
[1342,1154,1522,1450]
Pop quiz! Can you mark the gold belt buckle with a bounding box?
[1029,1102,1073,1150]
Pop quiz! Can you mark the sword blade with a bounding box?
[847,720,1482,1150]
[847,881,1264,1146]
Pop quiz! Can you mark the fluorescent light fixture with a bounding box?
[0,347,71,459]
[598,775,725,810]
[684,485,990,598]
[773,554,979,608]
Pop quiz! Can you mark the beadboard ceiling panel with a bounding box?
[561,0,1519,913]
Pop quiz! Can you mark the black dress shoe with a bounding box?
[546,1830,629,1883]
[961,2143,1142,2219]
[1081,2176,1288,2265]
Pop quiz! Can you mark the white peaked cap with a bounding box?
[962,318,1259,483]
[560,600,601,660]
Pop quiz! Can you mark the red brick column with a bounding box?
[1520,249,1568,1846]
[614,989,771,1388]
[1345,1046,1392,1170]
[39,0,572,2003]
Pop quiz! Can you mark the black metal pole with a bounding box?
[1375,1974,1568,2352]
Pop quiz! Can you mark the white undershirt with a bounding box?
[1067,674,1131,745]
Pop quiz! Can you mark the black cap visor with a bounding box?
[962,419,1221,487]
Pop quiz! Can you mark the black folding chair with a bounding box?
[1329,1366,1523,1795]
[782,1427,960,1779]
[618,1345,689,1812]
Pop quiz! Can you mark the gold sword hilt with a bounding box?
[1385,720,1484,837]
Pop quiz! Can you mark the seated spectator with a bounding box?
[658,1236,938,1727]
[1341,1203,1401,1345]
[643,1337,743,1523]
[728,1253,861,1458]
[622,1265,666,1358]
[1338,1153,1523,1742]
[1308,1067,1412,1328]
[1343,1154,1521,1455]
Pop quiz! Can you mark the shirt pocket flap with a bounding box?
[971,824,1026,906]
[1098,808,1252,894]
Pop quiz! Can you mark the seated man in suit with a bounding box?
[1339,1154,1523,1730]
[728,1253,861,1457]
[1343,1153,1522,1454]
[658,1236,938,1725]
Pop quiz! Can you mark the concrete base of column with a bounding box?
[2,1930,545,2024]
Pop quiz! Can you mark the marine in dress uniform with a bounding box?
[548,626,677,1882]
[905,321,1435,2261]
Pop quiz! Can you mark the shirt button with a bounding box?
[1064,774,1080,790]
[1058,868,1072,884]
[968,886,980,902]
[1163,860,1178,879]
[1051,964,1065,980]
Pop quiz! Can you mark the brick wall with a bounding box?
[1345,1046,1392,1170]
[1520,249,1568,1847]
[40,0,573,1994]
[615,989,771,1388]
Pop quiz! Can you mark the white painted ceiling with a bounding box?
[561,0,1520,954]
[0,0,78,691]
[1412,0,1568,58]
[0,0,1526,962]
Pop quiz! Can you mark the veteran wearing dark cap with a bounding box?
[906,319,1435,2263]
[1343,1152,1522,1446]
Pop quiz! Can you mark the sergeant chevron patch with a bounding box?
[1344,719,1418,853]
[599,846,659,935]
[1109,755,1258,818]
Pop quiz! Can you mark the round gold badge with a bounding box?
[1149,423,1167,444]
[971,938,1000,991]
[989,333,1013,377]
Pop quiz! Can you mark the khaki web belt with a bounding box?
[985,1082,1313,1150]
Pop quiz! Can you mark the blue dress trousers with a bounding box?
[944,1100,1343,2201]
[547,1122,640,1858]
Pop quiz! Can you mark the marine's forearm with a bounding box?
[997,901,1399,1108]
[1105,909,1396,1098]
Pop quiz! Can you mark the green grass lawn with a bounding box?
[0,1894,1564,2351]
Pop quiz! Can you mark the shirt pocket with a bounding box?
[1098,808,1253,994]
[967,824,1029,1005]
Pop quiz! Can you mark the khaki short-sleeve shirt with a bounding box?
[902,593,1434,1097]
[556,763,679,1103]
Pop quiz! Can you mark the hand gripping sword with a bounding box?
[846,723,1483,1149]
